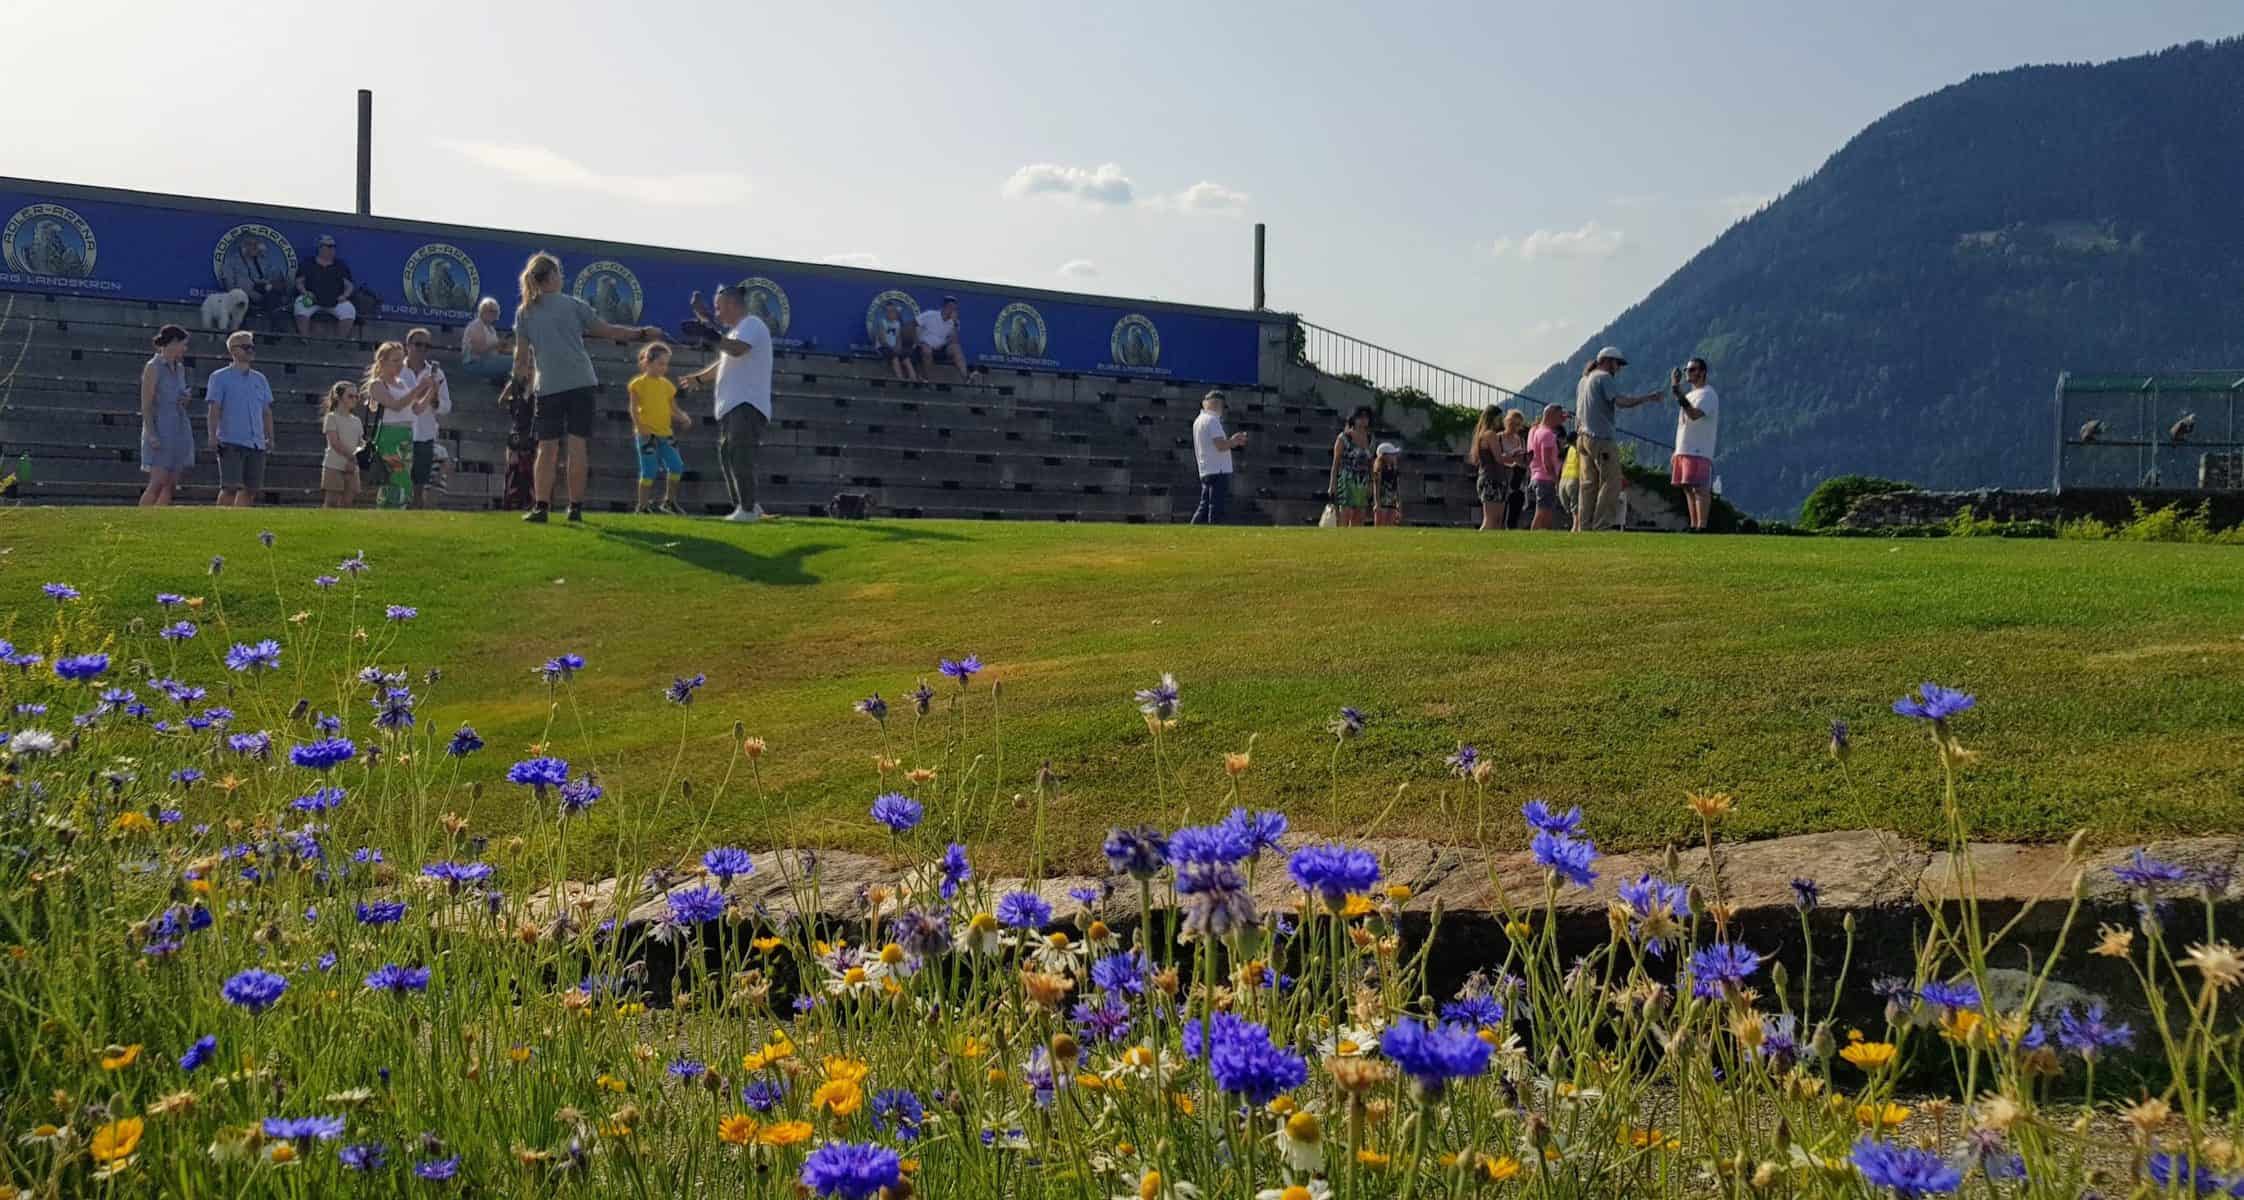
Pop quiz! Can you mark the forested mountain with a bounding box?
[1520,37,2244,518]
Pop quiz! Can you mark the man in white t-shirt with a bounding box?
[914,296,969,382]
[1189,390,1250,525]
[397,329,453,509]
[682,284,775,523]
[1667,357,1720,531]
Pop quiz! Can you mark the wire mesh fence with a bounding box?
[2053,371,2244,493]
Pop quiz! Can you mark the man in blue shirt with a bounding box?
[206,330,276,507]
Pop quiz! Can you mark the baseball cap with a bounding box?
[1376,442,1401,456]
[1596,345,1627,364]
[316,234,337,247]
[942,295,959,305]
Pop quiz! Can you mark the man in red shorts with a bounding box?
[1668,357,1720,531]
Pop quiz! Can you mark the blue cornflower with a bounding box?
[854,693,889,722]
[356,900,407,926]
[96,687,136,714]
[890,909,951,959]
[263,1115,347,1142]
[1175,863,1256,940]
[2145,1152,2233,1196]
[337,552,369,576]
[1378,1019,1493,1095]
[159,620,197,641]
[2113,848,2191,891]
[538,653,585,683]
[1091,950,1149,996]
[1441,993,1507,1027]
[384,605,417,622]
[801,1141,903,1199]
[937,654,983,686]
[741,1079,787,1112]
[228,731,273,759]
[292,786,347,813]
[1530,830,1599,888]
[421,861,494,888]
[870,1088,927,1142]
[156,592,184,606]
[222,968,289,1014]
[1286,842,1383,910]
[557,777,601,815]
[289,737,356,770]
[702,846,754,884]
[1445,744,1478,777]
[1829,719,1851,760]
[340,1143,387,1171]
[667,1057,708,1079]
[53,653,110,682]
[1918,979,1980,1012]
[201,706,235,727]
[667,885,728,924]
[939,842,971,899]
[1850,1137,1962,1197]
[1068,884,1103,908]
[1616,873,1693,955]
[363,964,430,994]
[1687,942,1763,1000]
[996,890,1052,930]
[225,640,282,672]
[1893,682,1975,723]
[1791,877,1821,911]
[180,1034,217,1072]
[1205,1013,1308,1104]
[666,674,706,704]
[1221,807,1288,857]
[870,792,923,834]
[41,582,79,601]
[1103,826,1169,878]
[414,1156,459,1181]
[2054,1003,2134,1061]
[445,726,483,757]
[371,688,416,730]
[1329,705,1367,739]
[1169,821,1252,867]
[313,575,339,590]
[1521,798,1583,835]
[1133,673,1179,720]
[506,756,569,791]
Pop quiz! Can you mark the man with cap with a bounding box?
[293,234,358,335]
[914,296,969,382]
[1572,346,1665,532]
[1189,389,1249,524]
[1371,441,1405,526]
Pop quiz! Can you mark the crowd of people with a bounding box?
[1184,344,1723,531]
[138,249,780,522]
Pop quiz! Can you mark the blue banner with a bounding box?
[0,181,1265,384]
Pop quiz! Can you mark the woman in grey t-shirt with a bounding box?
[509,251,663,523]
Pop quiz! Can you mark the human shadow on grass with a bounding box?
[594,527,834,586]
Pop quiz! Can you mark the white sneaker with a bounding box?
[725,507,761,523]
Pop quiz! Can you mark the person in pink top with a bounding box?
[1526,403,1568,530]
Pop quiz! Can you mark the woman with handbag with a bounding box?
[1325,406,1377,528]
[319,381,365,508]
[361,342,442,510]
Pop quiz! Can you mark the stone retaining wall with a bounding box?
[1840,486,2244,529]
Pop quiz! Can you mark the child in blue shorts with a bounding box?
[628,343,687,514]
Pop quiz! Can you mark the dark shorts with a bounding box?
[533,386,598,441]
[1530,479,1560,509]
[217,444,266,491]
[1474,469,1505,504]
[411,439,436,486]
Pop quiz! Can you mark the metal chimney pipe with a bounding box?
[1252,223,1266,310]
[355,89,373,215]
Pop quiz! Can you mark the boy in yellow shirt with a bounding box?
[628,343,687,514]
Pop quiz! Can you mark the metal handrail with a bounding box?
[1295,318,1673,453]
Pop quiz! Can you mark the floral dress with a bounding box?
[1333,432,1373,510]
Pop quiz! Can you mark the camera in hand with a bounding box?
[678,318,723,351]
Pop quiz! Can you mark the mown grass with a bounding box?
[6,509,2241,875]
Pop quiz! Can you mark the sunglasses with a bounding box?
[407,342,430,350]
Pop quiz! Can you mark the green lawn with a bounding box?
[7,509,2241,875]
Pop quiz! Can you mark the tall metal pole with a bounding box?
[355,89,373,216]
[1252,223,1266,310]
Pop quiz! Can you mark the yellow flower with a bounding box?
[508,1044,532,1065]
[594,1074,627,1093]
[1384,885,1412,903]
[1687,791,1735,820]
[1356,1149,1391,1167]
[752,937,784,954]
[717,1113,758,1145]
[1840,1041,1897,1070]
[812,1079,863,1118]
[758,1120,813,1147]
[742,1035,795,1071]
[1939,1010,1982,1042]
[268,1142,297,1165]
[1340,895,1375,918]
[1481,1154,1523,1181]
[823,1056,870,1084]
[91,1117,143,1164]
[111,812,155,835]
[1621,1127,1681,1151]
[101,1044,143,1071]
[1856,1102,1911,1129]
[1504,920,1532,940]
[2091,924,2134,959]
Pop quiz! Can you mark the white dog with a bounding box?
[200,289,250,332]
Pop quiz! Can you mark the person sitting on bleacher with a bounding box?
[220,234,294,330]
[875,300,918,383]
[294,234,358,335]
[915,296,970,383]
[459,298,515,380]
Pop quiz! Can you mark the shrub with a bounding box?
[1799,474,1916,530]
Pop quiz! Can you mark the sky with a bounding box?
[3,0,2236,389]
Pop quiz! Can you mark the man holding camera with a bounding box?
[1572,346,1666,533]
[1189,389,1249,524]
[681,284,775,523]
[1669,357,1719,531]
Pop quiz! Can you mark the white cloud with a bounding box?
[1716,193,1773,222]
[1523,318,1575,342]
[1489,220,1626,260]
[1001,162,1135,205]
[1152,180,1252,217]
[433,139,750,207]
[822,252,881,269]
[1056,259,1099,280]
